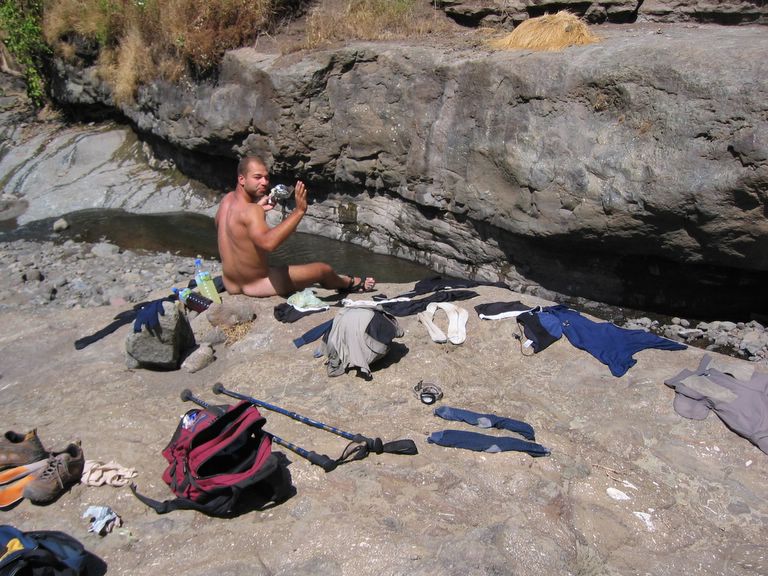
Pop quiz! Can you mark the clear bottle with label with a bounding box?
[172,287,212,313]
[194,257,221,303]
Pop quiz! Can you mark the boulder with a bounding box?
[91,242,120,258]
[205,295,259,329]
[434,0,768,25]
[125,301,195,370]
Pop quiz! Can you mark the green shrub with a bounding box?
[0,0,50,106]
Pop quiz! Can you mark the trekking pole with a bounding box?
[180,388,226,416]
[180,389,338,473]
[212,383,418,463]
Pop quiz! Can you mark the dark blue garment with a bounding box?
[133,297,174,334]
[274,303,328,324]
[427,430,550,456]
[544,305,687,377]
[293,319,334,348]
[434,406,536,440]
[398,276,509,297]
[380,290,480,317]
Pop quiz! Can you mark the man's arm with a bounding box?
[246,181,308,253]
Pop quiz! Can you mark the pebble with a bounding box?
[52,218,69,231]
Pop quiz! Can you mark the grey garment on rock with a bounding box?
[664,355,768,454]
[323,306,403,377]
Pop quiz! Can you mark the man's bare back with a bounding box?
[215,156,375,297]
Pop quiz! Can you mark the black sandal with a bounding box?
[345,275,375,293]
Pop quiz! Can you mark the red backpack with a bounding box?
[132,401,291,516]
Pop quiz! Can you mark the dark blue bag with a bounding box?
[0,525,100,576]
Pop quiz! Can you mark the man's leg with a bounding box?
[273,263,374,296]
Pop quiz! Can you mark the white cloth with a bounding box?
[82,505,122,535]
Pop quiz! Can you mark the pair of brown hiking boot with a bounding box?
[0,429,85,507]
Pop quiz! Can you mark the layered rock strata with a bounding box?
[48,24,768,318]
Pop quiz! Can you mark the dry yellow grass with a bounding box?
[303,0,451,50]
[488,11,598,52]
[223,320,254,346]
[113,25,152,104]
[43,0,277,102]
[41,0,453,100]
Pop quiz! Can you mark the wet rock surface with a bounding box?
[1,239,767,575]
[0,121,219,226]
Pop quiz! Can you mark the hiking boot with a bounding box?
[0,429,48,470]
[22,443,85,504]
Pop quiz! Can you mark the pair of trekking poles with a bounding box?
[181,384,417,473]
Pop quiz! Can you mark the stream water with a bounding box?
[0,208,436,284]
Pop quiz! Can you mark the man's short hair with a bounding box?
[238,155,267,176]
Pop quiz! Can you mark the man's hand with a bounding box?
[256,195,275,212]
[294,181,308,214]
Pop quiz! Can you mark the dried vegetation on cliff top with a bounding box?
[40,0,459,103]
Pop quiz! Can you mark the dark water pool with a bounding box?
[0,209,436,284]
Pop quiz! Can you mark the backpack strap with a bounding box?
[130,483,239,516]
[131,452,288,517]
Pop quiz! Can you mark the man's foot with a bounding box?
[344,276,376,293]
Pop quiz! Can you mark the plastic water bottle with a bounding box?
[172,287,212,313]
[269,184,292,204]
[194,257,221,304]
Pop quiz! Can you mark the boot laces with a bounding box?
[39,455,69,488]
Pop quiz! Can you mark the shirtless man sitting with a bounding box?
[216,155,376,297]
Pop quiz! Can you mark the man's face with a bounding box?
[238,161,270,199]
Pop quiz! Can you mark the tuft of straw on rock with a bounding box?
[223,320,254,346]
[488,11,598,52]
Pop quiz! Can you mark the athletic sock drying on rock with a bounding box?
[427,430,550,456]
[434,406,536,440]
[429,406,549,456]
[293,319,334,348]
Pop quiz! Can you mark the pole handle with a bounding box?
[306,451,338,473]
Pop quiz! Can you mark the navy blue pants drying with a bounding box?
[544,305,686,377]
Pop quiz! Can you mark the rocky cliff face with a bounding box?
[48,23,768,319]
[436,0,768,25]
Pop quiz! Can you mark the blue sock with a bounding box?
[434,406,536,441]
[427,430,550,456]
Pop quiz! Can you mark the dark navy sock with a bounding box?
[427,430,549,456]
[434,406,536,440]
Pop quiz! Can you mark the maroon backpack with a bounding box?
[132,400,290,516]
